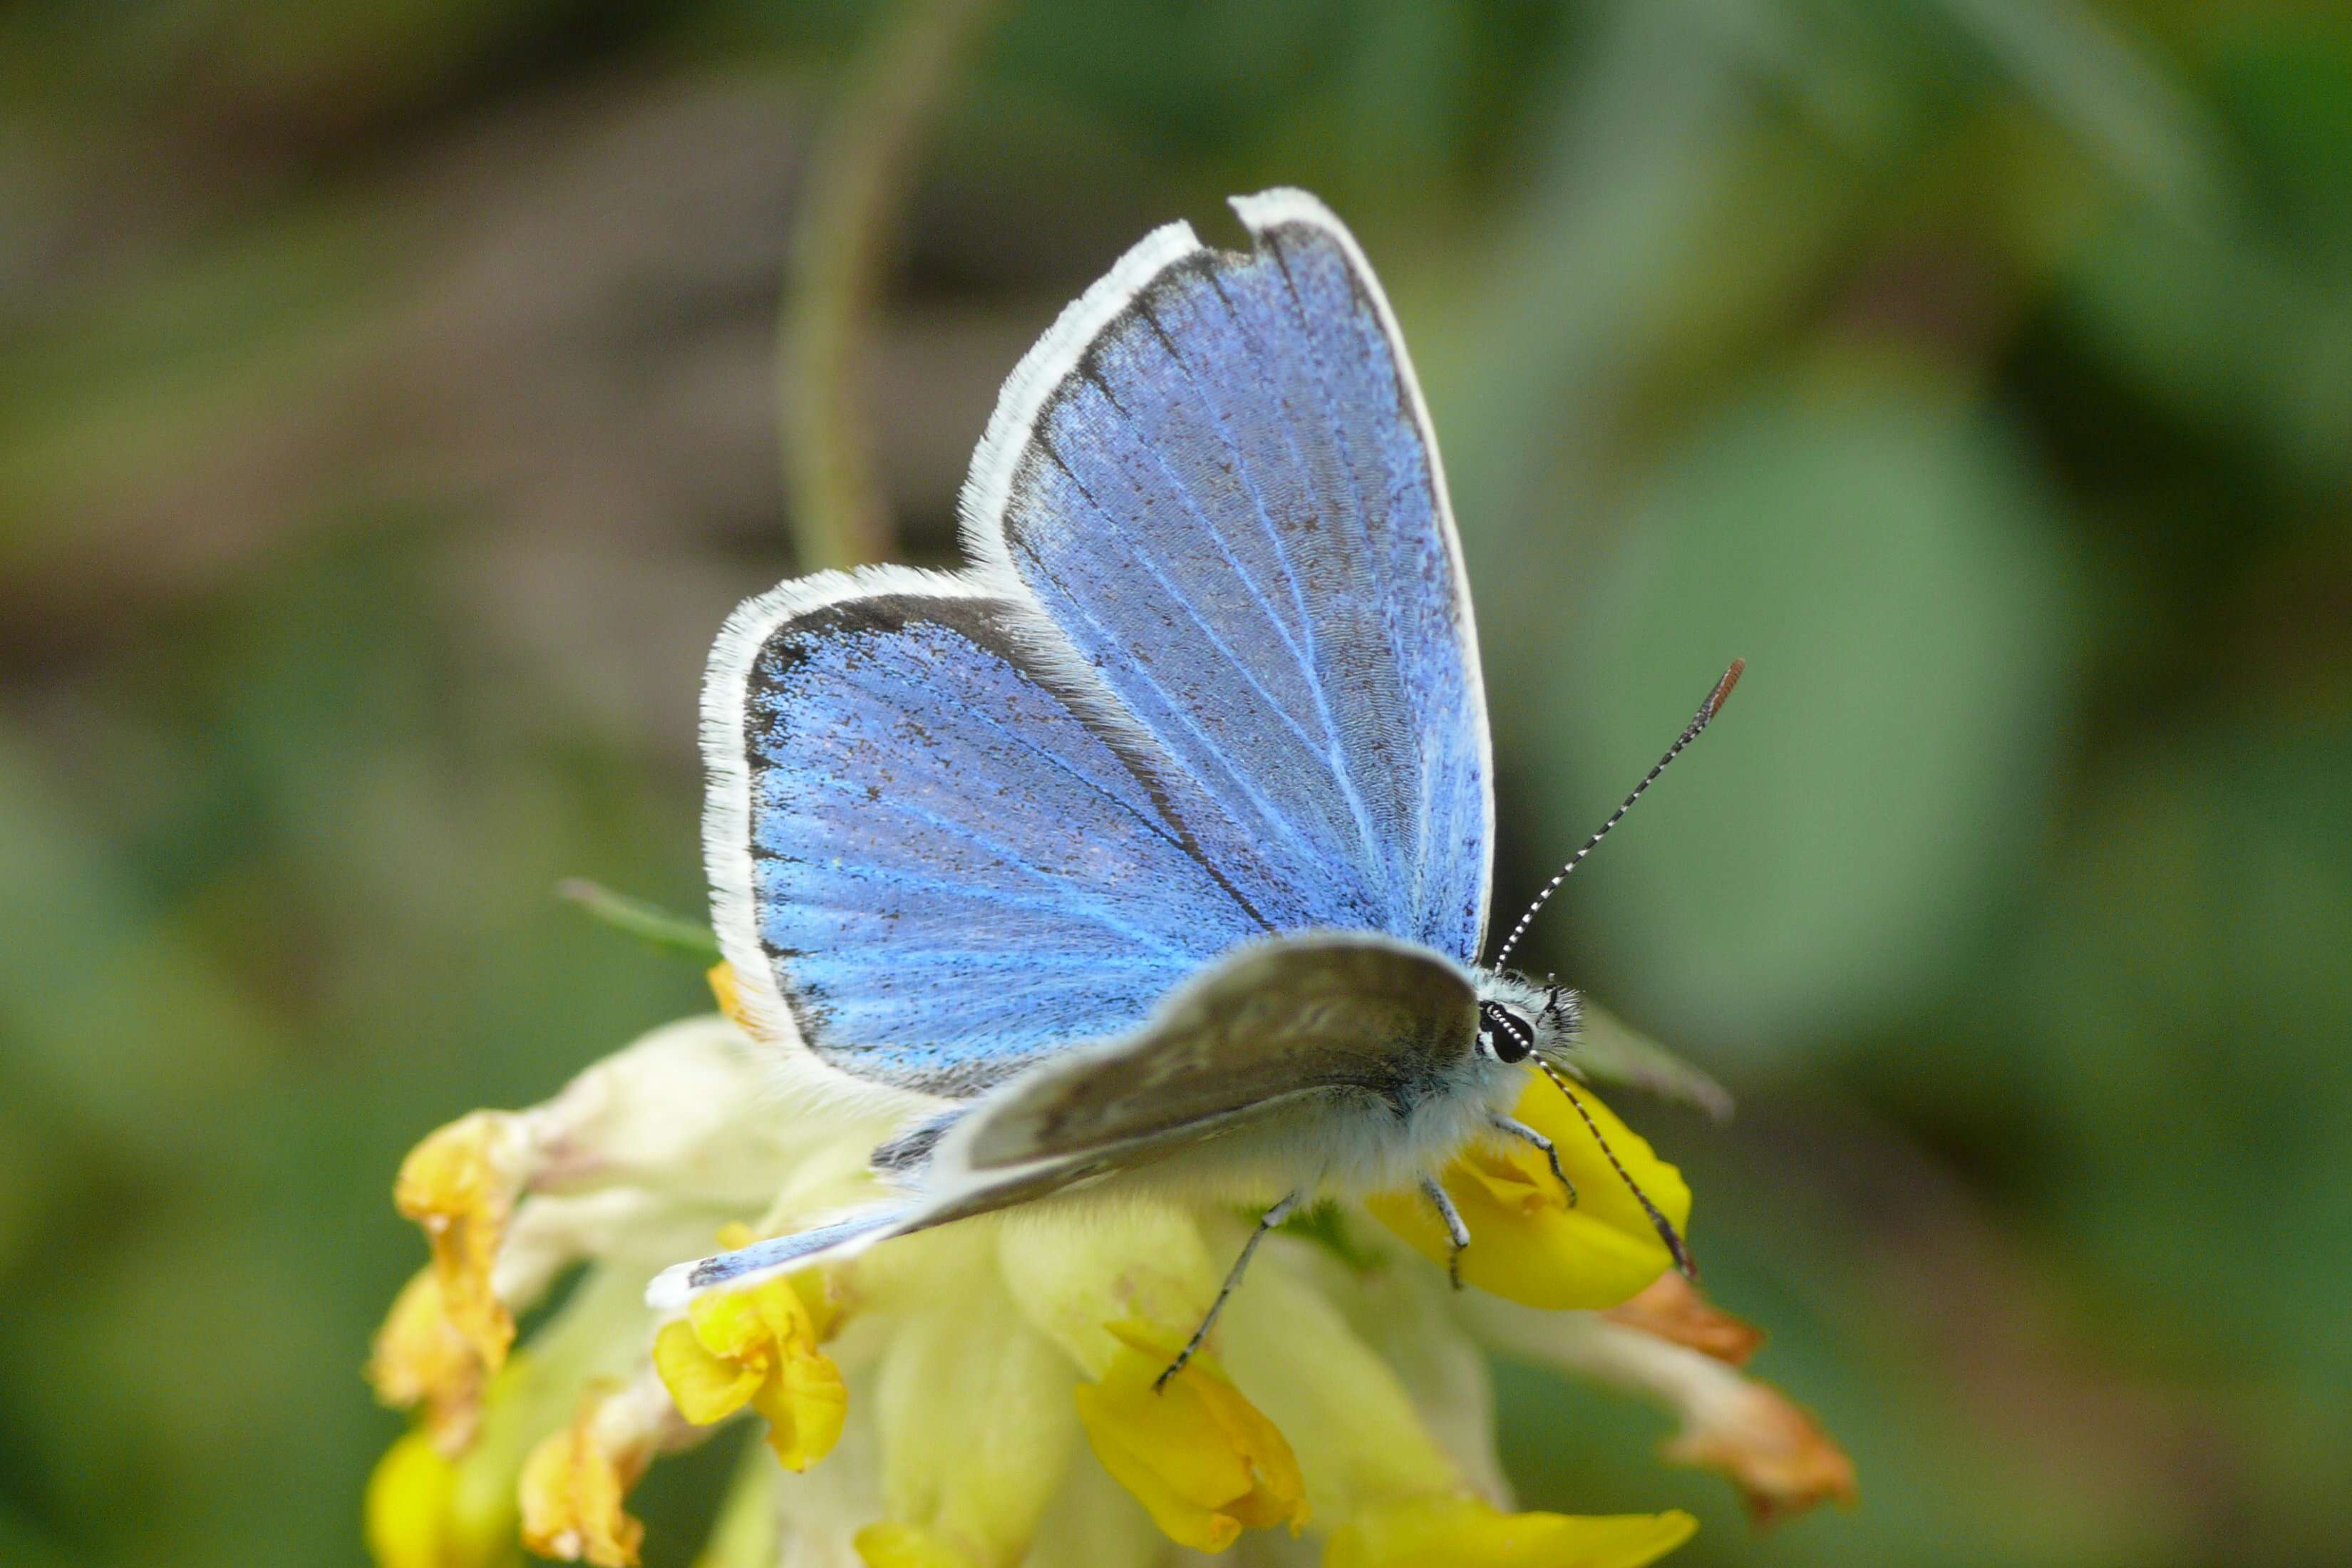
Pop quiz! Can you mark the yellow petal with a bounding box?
[1073,1319,1306,1552]
[1324,1496,1697,1568]
[364,1428,519,1568]
[518,1394,649,1568]
[654,1274,847,1470]
[689,1270,828,1363]
[854,1522,983,1568]
[688,1283,785,1364]
[396,1110,536,1371]
[1368,1078,1690,1309]
[749,1343,850,1471]
[652,1319,763,1425]
[368,1267,488,1452]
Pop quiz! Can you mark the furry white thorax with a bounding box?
[956,968,1579,1214]
[1281,965,1577,1198]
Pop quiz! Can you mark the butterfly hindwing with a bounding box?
[706,570,1267,1096]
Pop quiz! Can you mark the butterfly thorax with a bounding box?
[1004,961,1582,1206]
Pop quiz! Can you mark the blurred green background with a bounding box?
[4,1,2348,1564]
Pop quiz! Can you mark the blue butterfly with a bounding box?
[653,190,1731,1376]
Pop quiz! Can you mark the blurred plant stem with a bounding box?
[557,880,721,963]
[780,0,1001,571]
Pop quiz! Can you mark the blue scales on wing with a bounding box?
[710,192,1494,1105]
[976,196,1492,966]
[739,588,1269,1095]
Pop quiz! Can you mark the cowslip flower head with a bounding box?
[368,974,1851,1567]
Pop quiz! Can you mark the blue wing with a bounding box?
[703,572,1269,1096]
[964,189,1492,962]
[704,192,1492,1100]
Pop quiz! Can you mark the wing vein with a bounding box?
[1041,421,1338,779]
[1259,236,1422,924]
[1202,264,1401,913]
[1012,480,1366,921]
[813,659,1195,861]
[1128,299,1401,893]
[772,774,1202,959]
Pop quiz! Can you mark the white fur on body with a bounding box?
[1009,1037,1530,1206]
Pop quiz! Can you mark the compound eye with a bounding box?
[1478,1001,1534,1064]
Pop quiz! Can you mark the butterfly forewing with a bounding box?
[971,192,1492,964]
[721,578,1262,1094]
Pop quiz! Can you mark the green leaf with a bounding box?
[1570,1000,1733,1122]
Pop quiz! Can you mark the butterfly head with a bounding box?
[1470,969,1578,1068]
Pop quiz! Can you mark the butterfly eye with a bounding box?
[1478,1001,1534,1064]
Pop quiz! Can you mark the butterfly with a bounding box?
[651,189,1735,1377]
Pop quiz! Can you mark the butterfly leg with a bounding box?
[1156,1190,1300,1392]
[1489,1113,1578,1206]
[1419,1175,1472,1289]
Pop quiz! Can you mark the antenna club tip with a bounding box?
[1706,659,1746,718]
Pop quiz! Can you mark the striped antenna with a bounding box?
[1534,1054,1697,1280]
[1487,659,1744,971]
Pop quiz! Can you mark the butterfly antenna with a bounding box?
[1535,1054,1698,1281]
[1487,659,1744,971]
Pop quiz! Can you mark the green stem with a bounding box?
[556,880,721,962]
[780,0,1003,571]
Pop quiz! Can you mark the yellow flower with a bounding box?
[654,1272,847,1471]
[365,1428,520,1568]
[1368,1076,1690,1309]
[396,1109,537,1371]
[1326,1495,1696,1568]
[368,1009,1847,1567]
[368,1267,490,1451]
[1071,1319,1308,1552]
[368,1264,669,1568]
[519,1391,651,1568]
[864,1243,1083,1568]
